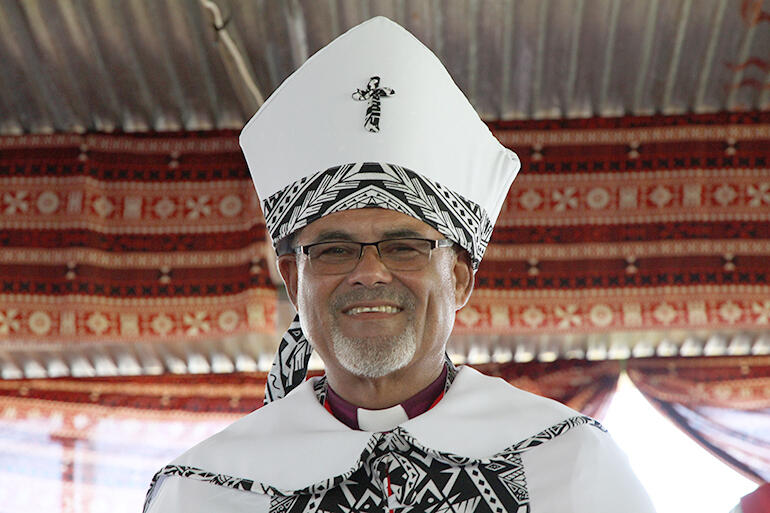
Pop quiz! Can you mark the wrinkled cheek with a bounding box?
[296,287,332,352]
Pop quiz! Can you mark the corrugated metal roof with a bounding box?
[3,328,769,379]
[1,0,768,135]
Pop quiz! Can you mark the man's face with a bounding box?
[278,208,474,381]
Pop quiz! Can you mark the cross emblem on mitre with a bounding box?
[352,76,395,132]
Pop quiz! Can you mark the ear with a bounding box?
[452,250,475,310]
[277,255,299,310]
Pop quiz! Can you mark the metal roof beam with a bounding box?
[22,0,90,132]
[693,0,728,112]
[90,0,156,131]
[467,0,480,108]
[661,0,692,114]
[0,1,63,132]
[564,0,585,118]
[531,0,549,118]
[632,0,659,114]
[58,0,123,132]
[499,0,514,119]
[598,0,621,116]
[283,0,309,69]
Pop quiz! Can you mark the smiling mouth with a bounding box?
[344,305,402,315]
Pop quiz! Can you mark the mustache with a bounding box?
[330,288,416,311]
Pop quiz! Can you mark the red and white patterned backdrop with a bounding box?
[0,112,768,350]
[460,112,769,336]
[0,132,276,347]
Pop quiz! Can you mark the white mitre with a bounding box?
[240,16,519,268]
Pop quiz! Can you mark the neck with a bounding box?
[325,353,445,409]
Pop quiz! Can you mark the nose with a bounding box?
[346,245,392,287]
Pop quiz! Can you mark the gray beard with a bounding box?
[329,288,417,378]
[330,322,417,378]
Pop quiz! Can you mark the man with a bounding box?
[144,16,655,513]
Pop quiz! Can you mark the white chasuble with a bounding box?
[144,366,656,513]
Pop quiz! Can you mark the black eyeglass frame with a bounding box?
[293,237,455,273]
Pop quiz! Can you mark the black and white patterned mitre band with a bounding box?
[262,162,493,269]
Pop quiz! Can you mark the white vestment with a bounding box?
[144,366,656,513]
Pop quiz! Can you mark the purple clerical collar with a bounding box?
[324,364,448,431]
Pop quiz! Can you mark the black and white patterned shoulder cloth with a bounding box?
[144,415,606,513]
[263,162,492,270]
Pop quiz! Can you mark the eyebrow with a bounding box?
[383,228,425,238]
[311,231,355,243]
[308,228,427,244]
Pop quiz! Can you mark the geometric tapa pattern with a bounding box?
[262,162,493,269]
[263,314,313,404]
[143,415,605,513]
[464,112,770,335]
[0,132,276,344]
[266,428,530,513]
[8,112,766,344]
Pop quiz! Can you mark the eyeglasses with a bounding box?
[295,238,454,274]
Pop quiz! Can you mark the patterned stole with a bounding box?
[264,315,312,404]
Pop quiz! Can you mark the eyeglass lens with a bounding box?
[306,239,434,273]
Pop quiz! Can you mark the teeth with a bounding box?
[347,305,400,315]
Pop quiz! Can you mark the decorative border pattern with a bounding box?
[0,132,276,344]
[457,288,770,334]
[477,114,770,335]
[0,289,276,342]
[499,170,770,226]
[263,162,492,269]
[3,112,769,343]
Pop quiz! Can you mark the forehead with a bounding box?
[296,208,444,243]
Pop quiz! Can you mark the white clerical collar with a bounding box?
[356,404,410,432]
[323,364,450,431]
